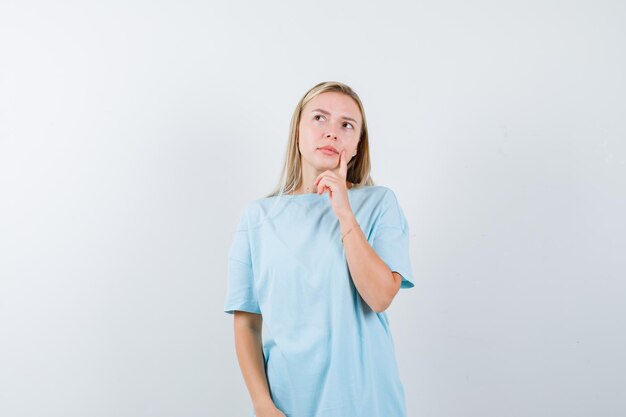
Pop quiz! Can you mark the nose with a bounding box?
[325,131,338,140]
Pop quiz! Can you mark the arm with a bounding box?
[233,311,281,415]
[339,213,403,313]
[313,152,407,313]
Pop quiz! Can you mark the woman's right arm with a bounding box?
[233,311,285,417]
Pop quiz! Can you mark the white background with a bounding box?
[1,1,625,416]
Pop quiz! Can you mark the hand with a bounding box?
[314,149,353,219]
[255,402,286,417]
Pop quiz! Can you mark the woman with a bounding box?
[224,81,415,417]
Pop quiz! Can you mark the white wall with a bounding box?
[1,1,624,416]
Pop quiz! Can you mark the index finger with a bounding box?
[338,150,347,179]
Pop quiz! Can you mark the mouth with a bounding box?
[318,146,339,155]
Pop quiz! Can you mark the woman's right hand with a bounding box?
[255,402,286,417]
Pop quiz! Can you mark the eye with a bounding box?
[313,114,326,121]
[344,122,354,129]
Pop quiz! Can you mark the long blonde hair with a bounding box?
[266,81,375,197]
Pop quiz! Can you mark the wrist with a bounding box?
[253,397,276,412]
[338,212,357,228]
[339,213,360,244]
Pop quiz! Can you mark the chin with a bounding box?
[303,154,337,171]
[315,160,337,169]
[314,153,338,162]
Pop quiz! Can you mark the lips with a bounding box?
[318,146,338,154]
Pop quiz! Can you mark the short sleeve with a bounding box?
[371,189,415,289]
[223,206,262,314]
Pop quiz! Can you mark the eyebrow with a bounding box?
[310,108,359,125]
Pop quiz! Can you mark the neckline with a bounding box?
[279,186,363,199]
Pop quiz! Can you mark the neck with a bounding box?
[294,158,353,195]
[292,178,353,195]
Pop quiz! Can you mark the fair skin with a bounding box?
[233,311,284,416]
[234,91,403,416]
[294,91,361,195]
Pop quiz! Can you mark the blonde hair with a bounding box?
[266,81,375,197]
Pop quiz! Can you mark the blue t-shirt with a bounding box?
[224,185,415,417]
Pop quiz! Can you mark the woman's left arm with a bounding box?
[314,150,403,313]
[339,213,402,313]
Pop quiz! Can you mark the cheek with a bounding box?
[299,127,319,147]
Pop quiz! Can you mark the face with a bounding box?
[297,91,362,173]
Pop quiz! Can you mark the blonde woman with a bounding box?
[224,81,415,417]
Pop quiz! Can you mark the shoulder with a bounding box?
[234,195,279,231]
[232,198,262,229]
[355,185,399,205]
[238,194,271,214]
[360,186,409,223]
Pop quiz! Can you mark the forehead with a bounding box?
[304,91,362,123]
